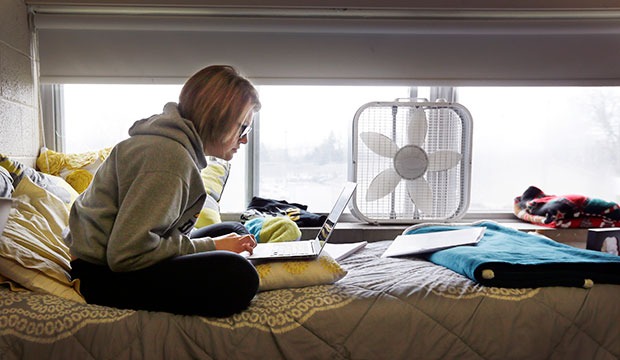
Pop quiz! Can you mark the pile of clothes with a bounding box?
[514,186,620,228]
[241,196,327,227]
[241,197,327,243]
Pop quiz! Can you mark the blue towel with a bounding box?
[405,222,620,288]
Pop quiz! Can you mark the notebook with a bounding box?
[382,227,486,258]
[323,241,367,261]
[247,182,357,261]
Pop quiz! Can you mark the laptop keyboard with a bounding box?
[270,241,312,256]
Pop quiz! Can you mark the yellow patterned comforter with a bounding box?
[1,241,619,359]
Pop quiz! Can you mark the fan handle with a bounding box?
[394,97,429,103]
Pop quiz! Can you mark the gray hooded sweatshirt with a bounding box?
[64,102,216,272]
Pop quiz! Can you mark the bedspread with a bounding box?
[1,241,619,360]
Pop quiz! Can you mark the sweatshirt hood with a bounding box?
[128,102,207,169]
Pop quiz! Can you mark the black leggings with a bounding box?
[70,222,259,317]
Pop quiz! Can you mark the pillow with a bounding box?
[245,216,302,243]
[195,157,230,228]
[45,174,80,210]
[0,273,30,291]
[0,257,84,303]
[254,253,347,291]
[0,152,78,209]
[0,167,12,197]
[0,176,84,303]
[37,146,112,193]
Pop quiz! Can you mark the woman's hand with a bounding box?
[213,233,257,254]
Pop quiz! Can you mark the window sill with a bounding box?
[222,213,588,248]
[301,222,588,249]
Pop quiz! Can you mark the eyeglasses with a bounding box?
[238,123,252,140]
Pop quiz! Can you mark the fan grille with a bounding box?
[352,102,471,223]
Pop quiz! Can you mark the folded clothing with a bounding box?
[514,186,620,228]
[241,196,327,227]
[405,221,620,288]
[245,217,301,243]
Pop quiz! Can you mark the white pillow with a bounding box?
[0,177,84,302]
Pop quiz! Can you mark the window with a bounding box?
[57,84,417,213]
[54,84,619,216]
[61,84,247,212]
[256,85,412,212]
[458,87,620,212]
[63,84,182,154]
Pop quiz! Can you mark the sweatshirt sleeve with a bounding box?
[106,171,214,272]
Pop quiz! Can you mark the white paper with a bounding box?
[382,227,486,258]
[323,242,368,261]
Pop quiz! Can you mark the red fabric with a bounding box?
[514,186,620,228]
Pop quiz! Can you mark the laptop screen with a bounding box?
[316,182,357,252]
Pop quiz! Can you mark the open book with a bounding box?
[382,227,486,258]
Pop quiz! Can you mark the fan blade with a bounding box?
[408,108,428,147]
[366,168,401,202]
[406,178,433,215]
[360,132,399,158]
[427,150,462,171]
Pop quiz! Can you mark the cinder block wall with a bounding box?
[0,0,40,167]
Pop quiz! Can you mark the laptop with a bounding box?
[246,182,357,261]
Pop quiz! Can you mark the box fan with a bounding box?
[349,98,473,224]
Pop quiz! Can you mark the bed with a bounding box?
[1,238,619,360]
[1,154,619,359]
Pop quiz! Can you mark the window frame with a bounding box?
[40,84,65,153]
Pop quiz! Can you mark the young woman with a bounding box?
[65,65,260,317]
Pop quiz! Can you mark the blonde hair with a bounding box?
[178,65,261,144]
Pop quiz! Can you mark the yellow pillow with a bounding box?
[254,253,347,291]
[37,147,112,193]
[0,177,84,303]
[0,273,29,291]
[195,158,230,228]
[0,257,84,303]
[201,158,228,201]
[195,197,222,228]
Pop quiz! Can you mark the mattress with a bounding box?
[1,240,619,359]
